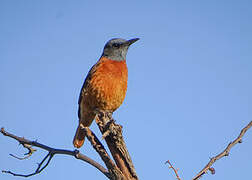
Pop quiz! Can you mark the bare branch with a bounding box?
[193,121,252,180]
[1,127,110,178]
[81,124,125,180]
[9,143,37,160]
[2,152,54,177]
[165,160,181,180]
[95,110,138,180]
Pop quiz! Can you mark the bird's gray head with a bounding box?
[102,38,139,61]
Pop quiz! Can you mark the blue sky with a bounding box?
[1,0,251,180]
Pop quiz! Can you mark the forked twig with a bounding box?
[9,143,37,160]
[1,127,110,178]
[2,152,53,177]
[193,121,252,180]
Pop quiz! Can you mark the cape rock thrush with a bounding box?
[73,38,139,148]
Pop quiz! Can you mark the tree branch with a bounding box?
[2,152,53,177]
[165,160,181,180]
[193,121,252,180]
[95,110,138,180]
[2,118,251,180]
[9,143,37,160]
[80,125,125,180]
[0,127,110,178]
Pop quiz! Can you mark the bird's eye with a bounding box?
[113,43,120,48]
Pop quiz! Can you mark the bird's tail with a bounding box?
[73,125,86,148]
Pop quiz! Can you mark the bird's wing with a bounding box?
[77,62,99,119]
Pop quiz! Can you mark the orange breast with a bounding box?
[87,57,128,111]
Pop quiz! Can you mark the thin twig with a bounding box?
[1,127,110,178]
[193,121,252,180]
[9,143,37,160]
[165,160,181,180]
[2,152,53,177]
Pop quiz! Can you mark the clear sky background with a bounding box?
[0,1,251,180]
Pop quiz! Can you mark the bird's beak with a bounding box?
[127,38,140,46]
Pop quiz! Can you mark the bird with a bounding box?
[73,38,139,148]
